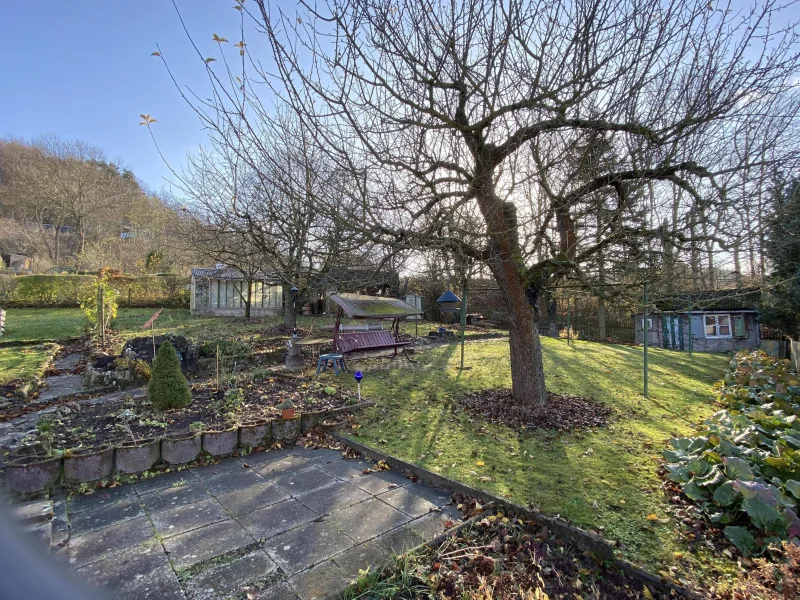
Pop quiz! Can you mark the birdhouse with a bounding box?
[436,289,462,322]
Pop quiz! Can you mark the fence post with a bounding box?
[566,299,571,346]
[643,283,649,398]
[98,285,106,346]
[0,308,5,338]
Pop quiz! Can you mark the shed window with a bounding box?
[640,317,653,329]
[704,314,732,338]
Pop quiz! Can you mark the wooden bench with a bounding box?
[334,330,412,360]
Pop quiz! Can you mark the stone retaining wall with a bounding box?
[3,401,373,495]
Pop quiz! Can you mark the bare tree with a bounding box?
[249,0,800,407]
[158,0,800,407]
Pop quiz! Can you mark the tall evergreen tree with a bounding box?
[760,178,800,339]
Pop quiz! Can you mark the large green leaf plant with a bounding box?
[664,351,800,556]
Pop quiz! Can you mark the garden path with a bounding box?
[36,351,87,402]
[9,446,461,600]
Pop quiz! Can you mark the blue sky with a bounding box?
[1,0,277,193]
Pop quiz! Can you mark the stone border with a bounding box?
[2,401,374,496]
[334,434,704,600]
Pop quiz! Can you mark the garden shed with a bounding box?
[633,289,761,352]
[190,266,283,317]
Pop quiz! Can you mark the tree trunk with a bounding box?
[244,280,252,320]
[283,284,296,329]
[487,258,547,407]
[597,297,607,341]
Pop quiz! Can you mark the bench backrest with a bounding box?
[336,330,396,353]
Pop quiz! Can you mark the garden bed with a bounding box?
[19,375,364,452]
[350,500,671,599]
[456,388,612,432]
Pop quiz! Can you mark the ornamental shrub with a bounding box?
[663,350,800,557]
[148,341,192,411]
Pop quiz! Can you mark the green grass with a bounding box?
[329,337,734,583]
[110,309,503,347]
[2,308,504,348]
[0,345,54,384]
[1,309,85,343]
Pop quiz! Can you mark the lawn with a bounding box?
[0,308,86,343]
[0,345,54,384]
[2,308,505,348]
[331,337,733,584]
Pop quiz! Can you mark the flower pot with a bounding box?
[202,427,239,457]
[114,438,161,474]
[161,432,201,465]
[238,420,271,449]
[64,446,114,483]
[271,416,300,443]
[5,454,63,494]
[281,407,296,420]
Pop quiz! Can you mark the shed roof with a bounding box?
[437,290,461,303]
[191,267,279,281]
[330,293,423,319]
[648,288,761,312]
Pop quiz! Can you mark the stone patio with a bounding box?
[8,446,462,600]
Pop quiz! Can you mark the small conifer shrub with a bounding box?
[148,341,192,410]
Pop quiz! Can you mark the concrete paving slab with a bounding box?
[67,485,138,514]
[236,498,319,540]
[76,541,184,600]
[240,447,294,466]
[184,549,277,600]
[215,482,290,516]
[51,446,467,600]
[255,581,301,600]
[199,467,265,496]
[377,483,452,517]
[288,560,350,600]
[151,497,228,538]
[54,353,83,371]
[295,481,371,516]
[187,458,250,480]
[331,540,390,581]
[273,466,339,495]
[67,515,155,568]
[264,520,355,576]
[252,454,312,478]
[134,470,195,495]
[37,374,86,401]
[69,498,144,534]
[327,498,410,543]
[164,519,254,569]
[140,480,211,512]
[348,470,413,495]
[10,499,53,524]
[291,447,344,465]
[318,458,373,481]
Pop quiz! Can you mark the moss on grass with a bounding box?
[332,337,736,585]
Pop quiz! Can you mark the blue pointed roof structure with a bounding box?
[437,290,461,303]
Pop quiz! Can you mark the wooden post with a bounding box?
[643,283,649,399]
[98,284,106,346]
[459,277,468,369]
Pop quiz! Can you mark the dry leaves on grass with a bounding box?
[457,389,612,432]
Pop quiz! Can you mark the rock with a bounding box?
[121,334,199,375]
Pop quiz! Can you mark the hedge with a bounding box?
[0,274,189,308]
